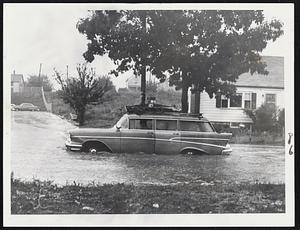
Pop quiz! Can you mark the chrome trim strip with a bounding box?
[180,146,208,154]
[76,136,153,141]
[173,137,229,141]
[76,135,229,141]
[75,136,226,149]
[172,139,225,148]
[65,144,82,148]
[65,141,82,148]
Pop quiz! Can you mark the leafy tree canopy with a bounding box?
[77,10,283,112]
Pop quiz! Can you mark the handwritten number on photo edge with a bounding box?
[288,133,293,145]
[288,133,293,155]
[289,145,293,155]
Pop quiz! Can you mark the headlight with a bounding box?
[222,143,232,154]
[225,143,231,149]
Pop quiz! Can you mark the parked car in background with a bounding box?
[66,105,232,155]
[11,104,16,111]
[15,103,40,111]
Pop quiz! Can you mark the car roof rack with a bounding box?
[125,104,203,119]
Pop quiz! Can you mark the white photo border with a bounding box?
[3,3,295,227]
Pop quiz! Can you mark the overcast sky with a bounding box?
[4,4,292,90]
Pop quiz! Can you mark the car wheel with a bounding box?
[181,149,204,155]
[185,150,196,155]
[83,142,111,154]
[88,147,97,154]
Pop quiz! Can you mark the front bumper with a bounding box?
[221,144,232,155]
[65,140,82,151]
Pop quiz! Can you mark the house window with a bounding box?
[216,94,241,108]
[244,93,251,109]
[221,96,229,108]
[229,93,242,108]
[265,94,276,106]
[243,92,257,109]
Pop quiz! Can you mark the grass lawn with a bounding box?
[11,177,285,214]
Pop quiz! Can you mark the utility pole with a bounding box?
[38,63,42,87]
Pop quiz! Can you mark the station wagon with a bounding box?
[66,110,232,155]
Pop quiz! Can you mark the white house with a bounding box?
[188,56,284,128]
[11,71,25,93]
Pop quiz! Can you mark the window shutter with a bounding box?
[216,94,221,108]
[251,93,257,109]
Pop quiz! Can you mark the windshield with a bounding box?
[115,115,129,129]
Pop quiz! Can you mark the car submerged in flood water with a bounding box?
[66,105,232,155]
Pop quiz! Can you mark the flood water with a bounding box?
[11,111,285,186]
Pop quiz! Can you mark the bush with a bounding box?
[253,104,278,133]
[277,108,285,131]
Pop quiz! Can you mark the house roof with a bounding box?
[11,74,24,83]
[236,56,284,89]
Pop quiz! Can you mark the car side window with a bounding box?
[129,119,153,130]
[156,120,177,131]
[180,121,214,132]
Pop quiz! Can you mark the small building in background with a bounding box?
[126,76,141,91]
[11,71,25,93]
[126,74,176,92]
[188,56,284,129]
[156,79,176,91]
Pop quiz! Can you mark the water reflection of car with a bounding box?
[66,106,232,155]
[15,103,40,111]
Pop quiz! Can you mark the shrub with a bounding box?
[253,104,278,133]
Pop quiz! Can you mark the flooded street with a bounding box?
[11,111,285,186]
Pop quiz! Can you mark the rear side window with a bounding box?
[156,120,177,131]
[129,119,153,130]
[180,121,214,132]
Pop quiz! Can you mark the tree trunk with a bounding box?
[78,108,86,126]
[181,80,189,113]
[141,65,146,106]
[194,86,201,114]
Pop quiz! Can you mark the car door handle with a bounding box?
[173,132,179,135]
[147,131,154,135]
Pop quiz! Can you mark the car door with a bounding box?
[179,120,228,154]
[154,119,181,154]
[120,118,155,154]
